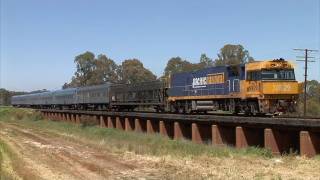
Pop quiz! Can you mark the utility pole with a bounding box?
[294,48,318,117]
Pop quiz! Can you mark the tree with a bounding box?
[94,54,119,83]
[199,53,214,68]
[119,59,157,84]
[296,80,320,116]
[62,83,69,89]
[0,89,11,105]
[0,88,26,105]
[64,52,159,88]
[214,44,254,66]
[164,57,201,77]
[164,57,188,76]
[73,51,96,87]
[306,80,320,98]
[64,52,120,88]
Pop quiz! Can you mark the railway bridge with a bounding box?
[39,109,320,157]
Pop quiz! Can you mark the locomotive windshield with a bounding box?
[261,69,295,80]
[247,69,295,80]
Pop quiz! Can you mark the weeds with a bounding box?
[0,141,3,177]
[0,131,39,179]
[1,107,320,179]
[0,107,274,160]
[0,139,16,180]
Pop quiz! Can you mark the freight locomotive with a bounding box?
[11,59,299,115]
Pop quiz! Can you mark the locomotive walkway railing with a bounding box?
[38,109,320,157]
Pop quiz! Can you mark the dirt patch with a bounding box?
[0,122,171,179]
[0,120,320,179]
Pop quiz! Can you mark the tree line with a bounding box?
[0,89,26,105]
[63,44,254,88]
[296,80,320,116]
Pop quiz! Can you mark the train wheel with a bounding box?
[185,107,192,114]
[178,107,184,114]
[170,104,176,113]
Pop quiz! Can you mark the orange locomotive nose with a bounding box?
[244,59,299,114]
[262,81,299,95]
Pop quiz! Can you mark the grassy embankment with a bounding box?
[0,106,274,159]
[1,107,320,179]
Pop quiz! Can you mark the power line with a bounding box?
[294,48,318,117]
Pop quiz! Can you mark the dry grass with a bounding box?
[1,107,320,179]
[0,139,22,180]
[0,107,273,159]
[0,138,41,180]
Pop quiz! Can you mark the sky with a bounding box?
[0,0,319,91]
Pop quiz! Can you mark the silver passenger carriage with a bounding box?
[76,83,111,110]
[53,88,77,109]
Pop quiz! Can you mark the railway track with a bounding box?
[38,109,320,157]
[36,108,320,119]
[38,109,320,127]
[275,115,320,120]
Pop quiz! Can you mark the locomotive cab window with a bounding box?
[261,69,295,80]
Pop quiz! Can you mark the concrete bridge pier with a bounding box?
[135,118,147,132]
[75,114,80,124]
[192,123,212,144]
[107,116,115,128]
[300,131,320,157]
[264,128,299,155]
[211,125,235,146]
[116,117,125,130]
[125,117,135,131]
[236,126,264,149]
[100,115,107,127]
[147,119,159,134]
[174,122,191,140]
[159,120,174,138]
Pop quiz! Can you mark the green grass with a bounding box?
[0,107,274,159]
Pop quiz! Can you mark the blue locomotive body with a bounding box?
[169,65,245,97]
[166,65,246,113]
